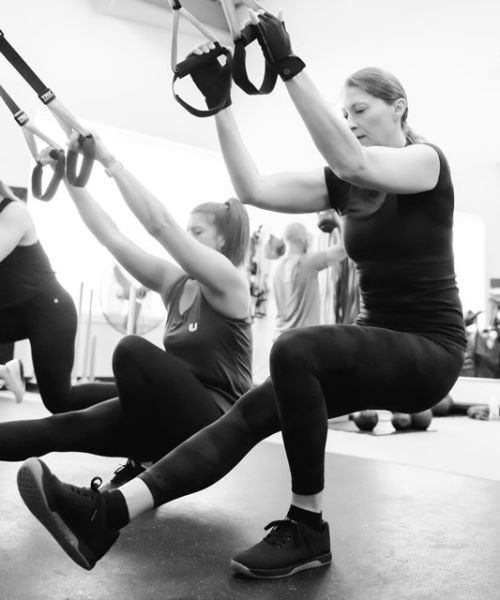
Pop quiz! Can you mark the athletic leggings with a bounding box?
[0,335,223,462]
[0,280,116,413]
[140,324,464,505]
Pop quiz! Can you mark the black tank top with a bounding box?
[324,143,466,351]
[0,198,57,309]
[163,276,253,411]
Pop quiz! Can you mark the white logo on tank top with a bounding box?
[188,323,198,332]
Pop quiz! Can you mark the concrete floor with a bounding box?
[1,395,500,600]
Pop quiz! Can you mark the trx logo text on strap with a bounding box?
[14,111,29,126]
[40,89,55,104]
[188,323,198,332]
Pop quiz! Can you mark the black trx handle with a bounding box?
[172,44,233,118]
[66,134,95,186]
[168,0,232,117]
[31,149,66,202]
[232,23,278,95]
[0,29,94,186]
[0,82,64,201]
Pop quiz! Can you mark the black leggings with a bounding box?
[0,335,223,462]
[140,324,464,505]
[0,281,116,413]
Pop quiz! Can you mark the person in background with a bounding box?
[272,221,345,337]
[0,179,117,410]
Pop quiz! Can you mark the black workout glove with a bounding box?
[255,12,305,81]
[190,51,232,110]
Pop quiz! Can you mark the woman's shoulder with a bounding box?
[409,141,448,163]
[0,198,33,226]
[1,197,29,214]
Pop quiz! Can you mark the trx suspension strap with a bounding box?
[219,0,277,95]
[0,29,94,186]
[0,83,65,201]
[168,0,232,117]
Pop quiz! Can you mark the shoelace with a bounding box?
[90,477,103,492]
[263,519,304,548]
[112,460,143,477]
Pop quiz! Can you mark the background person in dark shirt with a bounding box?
[16,32,466,580]
[0,180,117,409]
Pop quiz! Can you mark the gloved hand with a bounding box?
[189,43,232,109]
[251,11,305,81]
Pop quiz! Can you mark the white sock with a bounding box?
[119,477,155,521]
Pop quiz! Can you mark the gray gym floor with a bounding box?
[1,395,500,600]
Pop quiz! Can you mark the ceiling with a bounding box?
[100,0,232,33]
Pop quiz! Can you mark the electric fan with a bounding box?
[99,262,165,335]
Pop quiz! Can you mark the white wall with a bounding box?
[1,0,499,374]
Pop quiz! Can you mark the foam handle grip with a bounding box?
[175,43,226,79]
[31,149,65,201]
[238,23,259,46]
[66,134,95,187]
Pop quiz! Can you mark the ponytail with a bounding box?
[403,122,425,145]
[192,197,250,266]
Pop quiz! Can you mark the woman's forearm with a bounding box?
[285,71,365,178]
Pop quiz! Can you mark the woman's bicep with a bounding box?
[348,144,440,194]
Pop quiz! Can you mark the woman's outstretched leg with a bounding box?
[0,399,144,461]
[16,379,280,569]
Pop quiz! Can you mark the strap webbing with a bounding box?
[0,32,55,103]
[232,23,278,95]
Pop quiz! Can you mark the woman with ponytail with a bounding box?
[0,131,252,489]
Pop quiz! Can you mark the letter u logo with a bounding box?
[188,322,198,332]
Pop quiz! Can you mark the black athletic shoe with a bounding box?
[231,518,332,579]
[100,459,146,492]
[17,457,119,570]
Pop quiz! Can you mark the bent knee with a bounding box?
[270,330,313,373]
[112,335,149,370]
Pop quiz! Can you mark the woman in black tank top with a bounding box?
[0,131,252,487]
[16,59,468,577]
[13,36,466,581]
[0,181,117,411]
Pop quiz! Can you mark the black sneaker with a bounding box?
[231,518,332,579]
[17,457,119,570]
[100,459,146,492]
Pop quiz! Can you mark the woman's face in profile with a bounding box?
[187,211,224,253]
[342,85,402,147]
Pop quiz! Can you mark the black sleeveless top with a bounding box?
[163,275,253,412]
[324,143,466,351]
[0,198,57,309]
